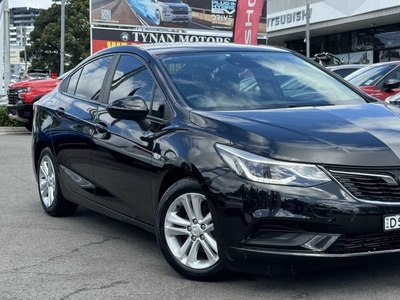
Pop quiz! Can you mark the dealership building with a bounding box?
[266,0,400,64]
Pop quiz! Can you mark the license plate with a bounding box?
[384,214,400,231]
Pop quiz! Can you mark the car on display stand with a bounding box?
[32,43,400,281]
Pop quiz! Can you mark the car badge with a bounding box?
[120,32,130,42]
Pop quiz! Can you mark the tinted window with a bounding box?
[109,55,154,109]
[75,56,112,100]
[333,68,359,78]
[345,64,396,86]
[160,51,365,111]
[151,85,167,118]
[387,68,400,81]
[66,69,81,95]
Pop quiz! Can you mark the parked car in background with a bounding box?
[33,44,400,281]
[21,68,51,81]
[345,61,400,100]
[6,72,67,131]
[326,64,368,78]
[385,91,400,107]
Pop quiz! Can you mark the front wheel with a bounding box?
[37,147,78,216]
[155,10,163,26]
[156,178,226,281]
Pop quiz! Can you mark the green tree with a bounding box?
[25,0,90,74]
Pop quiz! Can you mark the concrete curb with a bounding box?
[0,126,28,133]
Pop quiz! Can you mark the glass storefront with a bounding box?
[286,24,400,65]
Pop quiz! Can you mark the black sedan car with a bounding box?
[32,43,400,281]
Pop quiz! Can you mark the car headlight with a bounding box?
[18,87,30,93]
[215,144,331,186]
[162,7,168,13]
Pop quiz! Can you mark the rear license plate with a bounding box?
[384,214,400,231]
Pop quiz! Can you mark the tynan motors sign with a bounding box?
[91,28,232,54]
[91,27,267,54]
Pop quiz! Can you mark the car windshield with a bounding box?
[345,64,396,86]
[159,51,366,111]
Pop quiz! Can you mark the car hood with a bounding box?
[191,103,400,166]
[9,78,59,88]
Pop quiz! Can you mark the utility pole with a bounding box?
[305,0,310,58]
[60,0,65,75]
[23,27,27,73]
[4,0,10,89]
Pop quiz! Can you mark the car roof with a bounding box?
[363,61,400,68]
[327,64,368,71]
[94,43,290,58]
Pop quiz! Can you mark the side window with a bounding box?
[109,55,154,108]
[66,69,81,95]
[387,68,400,81]
[75,56,112,101]
[151,85,167,118]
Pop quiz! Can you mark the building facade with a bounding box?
[9,7,43,75]
[266,0,400,64]
[10,7,42,47]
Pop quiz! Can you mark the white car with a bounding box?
[385,92,400,107]
[145,0,192,26]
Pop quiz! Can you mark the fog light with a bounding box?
[302,234,340,251]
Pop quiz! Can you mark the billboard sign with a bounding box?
[91,27,267,53]
[10,49,20,64]
[91,27,232,53]
[90,0,266,35]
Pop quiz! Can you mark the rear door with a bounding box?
[92,53,167,225]
[51,55,114,201]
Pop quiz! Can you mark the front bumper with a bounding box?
[206,171,400,275]
[6,102,32,123]
[163,14,191,23]
[225,245,400,275]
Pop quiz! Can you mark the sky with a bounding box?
[10,0,54,9]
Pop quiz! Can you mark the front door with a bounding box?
[92,54,165,225]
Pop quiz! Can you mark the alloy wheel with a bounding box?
[38,155,56,208]
[164,192,219,269]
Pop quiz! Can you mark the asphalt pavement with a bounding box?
[1,130,400,299]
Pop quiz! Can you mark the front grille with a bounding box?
[7,88,20,105]
[326,167,400,203]
[328,231,400,253]
[172,9,188,14]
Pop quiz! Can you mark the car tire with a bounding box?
[37,147,78,217]
[156,177,226,281]
[155,10,163,26]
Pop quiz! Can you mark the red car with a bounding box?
[6,76,62,131]
[345,61,400,100]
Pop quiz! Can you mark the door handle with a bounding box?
[56,108,65,116]
[94,122,108,134]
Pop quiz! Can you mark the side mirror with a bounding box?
[107,96,149,121]
[384,79,400,91]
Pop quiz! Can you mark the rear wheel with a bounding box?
[37,147,78,216]
[156,178,226,281]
